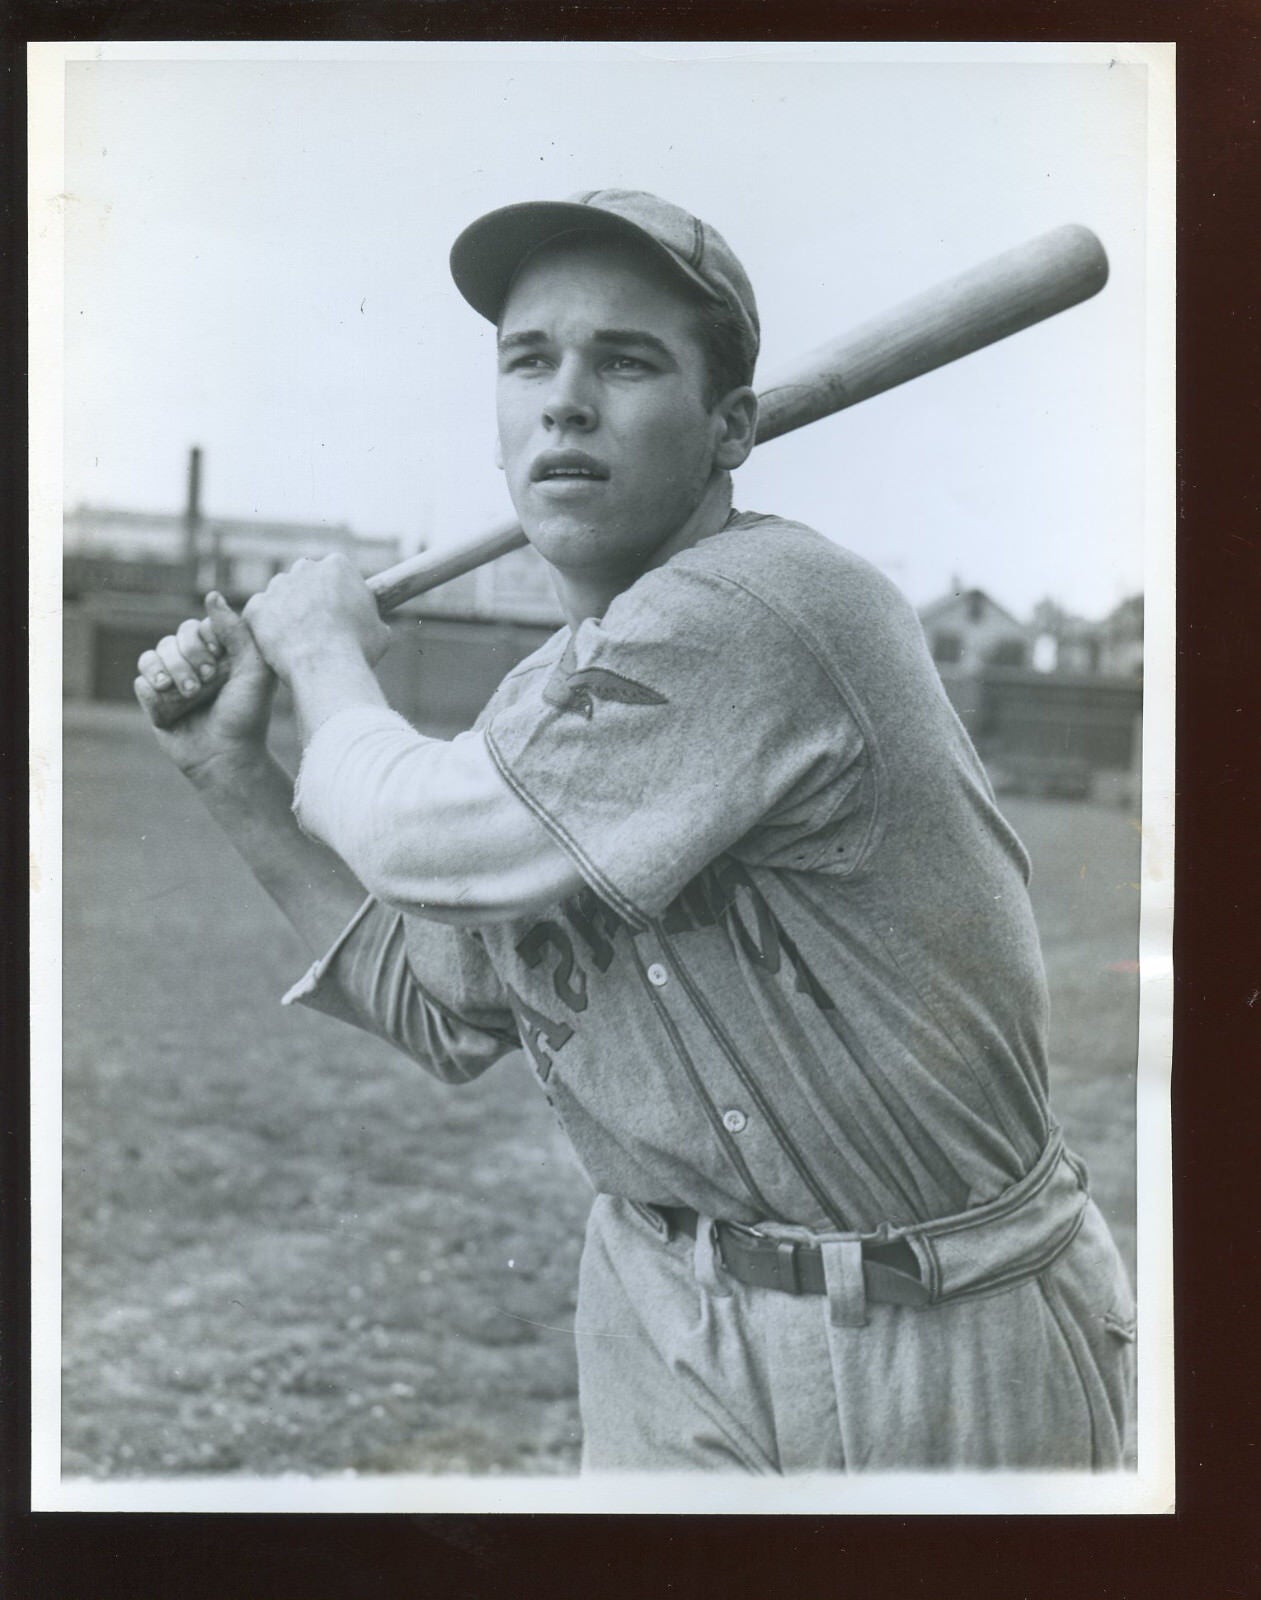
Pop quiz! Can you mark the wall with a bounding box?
[64,595,194,704]
[377,615,556,730]
[62,595,556,733]
[64,604,1140,792]
[977,668,1143,770]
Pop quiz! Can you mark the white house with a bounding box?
[918,586,1032,677]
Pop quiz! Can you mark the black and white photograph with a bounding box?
[29,40,1175,1514]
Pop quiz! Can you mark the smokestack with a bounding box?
[182,445,202,601]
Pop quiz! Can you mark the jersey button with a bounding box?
[646,962,670,988]
[721,1108,748,1134]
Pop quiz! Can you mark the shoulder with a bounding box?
[693,509,901,592]
[473,627,571,727]
[618,509,921,654]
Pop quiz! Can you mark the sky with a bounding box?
[57,44,1162,620]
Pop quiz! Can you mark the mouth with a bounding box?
[530,450,610,485]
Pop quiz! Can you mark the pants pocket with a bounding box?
[1103,1307,1138,1343]
[1040,1203,1137,1468]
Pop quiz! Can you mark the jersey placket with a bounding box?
[627,933,776,1217]
[654,924,852,1229]
[632,927,843,1227]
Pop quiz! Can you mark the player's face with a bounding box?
[495,237,730,584]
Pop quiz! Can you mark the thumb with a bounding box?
[205,590,257,662]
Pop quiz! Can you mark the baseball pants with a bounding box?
[574,1194,1136,1472]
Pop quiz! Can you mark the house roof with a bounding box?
[1103,594,1144,634]
[918,586,1027,632]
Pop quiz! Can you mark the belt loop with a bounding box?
[822,1239,867,1328]
[693,1216,733,1298]
[774,1240,800,1294]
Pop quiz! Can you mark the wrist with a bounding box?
[269,629,374,687]
[180,740,280,795]
[289,650,388,744]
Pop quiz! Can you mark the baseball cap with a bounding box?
[449,188,760,361]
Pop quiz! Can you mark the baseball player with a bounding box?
[136,190,1136,1473]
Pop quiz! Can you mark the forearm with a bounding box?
[184,746,368,956]
[284,897,518,1081]
[255,612,581,922]
[293,708,582,922]
[286,646,391,746]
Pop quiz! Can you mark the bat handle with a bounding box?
[367,519,528,615]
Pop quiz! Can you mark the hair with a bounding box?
[690,298,758,409]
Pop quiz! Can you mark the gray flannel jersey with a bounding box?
[288,511,1053,1233]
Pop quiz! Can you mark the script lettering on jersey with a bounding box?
[661,857,838,1014]
[508,889,631,1078]
[562,888,623,973]
[506,860,837,1082]
[728,869,837,1012]
[517,919,589,1012]
[504,984,573,1082]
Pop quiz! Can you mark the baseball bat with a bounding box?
[151,223,1107,722]
[367,223,1106,610]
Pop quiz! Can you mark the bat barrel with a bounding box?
[754,224,1108,444]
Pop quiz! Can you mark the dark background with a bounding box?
[4,2,1260,1598]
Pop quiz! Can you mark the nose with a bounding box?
[541,358,596,433]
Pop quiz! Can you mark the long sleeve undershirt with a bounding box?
[291,705,583,924]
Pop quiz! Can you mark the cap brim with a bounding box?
[449,200,719,324]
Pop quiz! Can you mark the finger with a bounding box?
[134,672,200,731]
[154,634,202,697]
[136,647,193,703]
[134,673,181,725]
[134,673,169,711]
[134,660,182,709]
[197,615,226,658]
[176,617,221,683]
[207,590,256,659]
[136,647,177,694]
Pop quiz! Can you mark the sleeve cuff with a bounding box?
[281,893,378,1008]
[291,703,421,848]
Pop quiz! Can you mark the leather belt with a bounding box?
[655,1205,931,1308]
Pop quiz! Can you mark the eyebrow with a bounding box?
[497,328,679,363]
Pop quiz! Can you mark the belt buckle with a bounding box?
[725,1222,806,1295]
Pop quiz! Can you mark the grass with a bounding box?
[58,705,1139,1479]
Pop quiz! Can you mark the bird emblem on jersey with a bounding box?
[543,638,669,720]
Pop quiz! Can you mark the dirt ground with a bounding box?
[57,704,1140,1479]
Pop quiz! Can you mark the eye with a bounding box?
[606,355,651,373]
[501,352,551,374]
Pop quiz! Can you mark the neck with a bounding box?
[551,473,734,629]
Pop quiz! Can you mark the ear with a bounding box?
[711,387,758,471]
